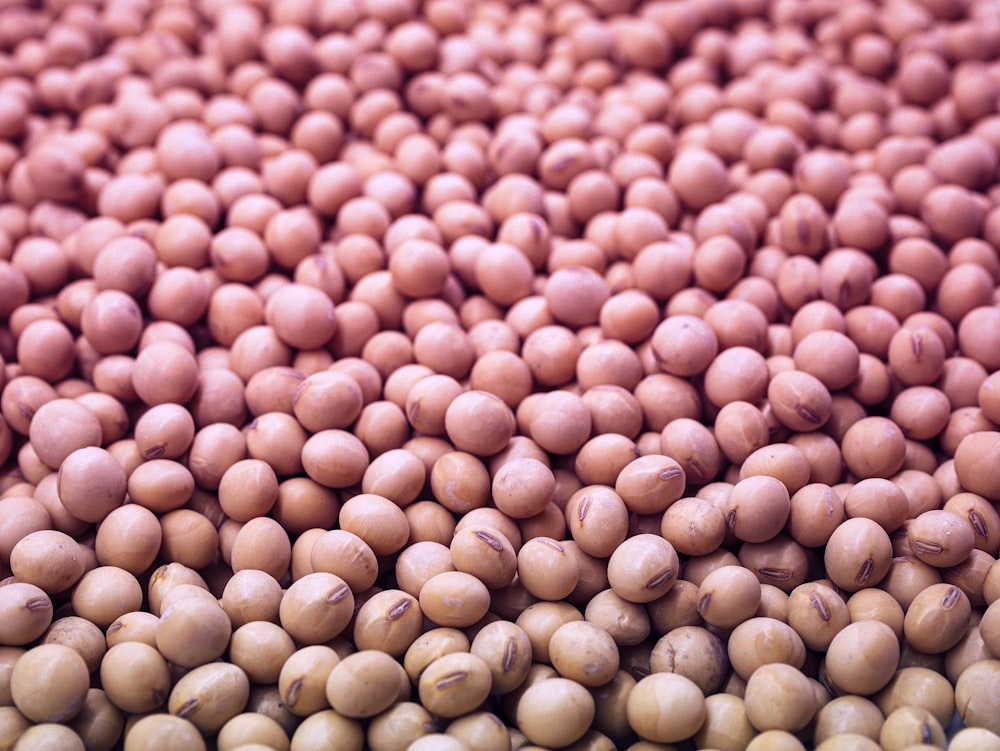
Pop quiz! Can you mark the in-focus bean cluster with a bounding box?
[1,0,1000,749]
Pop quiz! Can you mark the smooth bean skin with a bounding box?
[824,620,901,696]
[10,643,90,723]
[516,678,595,748]
[6,0,1000,746]
[325,650,403,719]
[743,663,818,733]
[626,672,706,744]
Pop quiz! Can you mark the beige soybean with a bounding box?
[361,448,426,506]
[904,583,972,654]
[739,535,813,593]
[403,626,471,686]
[301,429,370,489]
[158,508,220,571]
[944,491,1000,556]
[844,478,909,534]
[0,648,21,708]
[309,529,378,593]
[229,621,296,685]
[739,443,812,495]
[517,678,596,748]
[950,728,1000,751]
[565,486,630,559]
[325,650,403,720]
[125,459,195,514]
[787,581,849,652]
[728,617,807,681]
[743,663,817,733]
[9,530,85,595]
[168,662,251,736]
[659,418,723,487]
[278,645,340,718]
[279,572,354,645]
[444,390,516,457]
[133,403,195,461]
[287,709,364,751]
[273,477,340,536]
[28,398,102,470]
[841,416,907,480]
[847,588,906,641]
[907,509,976,568]
[419,571,491,628]
[697,565,762,629]
[713,401,770,465]
[444,711,509,751]
[230,516,291,581]
[216,458,279,522]
[955,431,1000,501]
[787,484,846,548]
[607,533,679,604]
[99,642,171,715]
[492,458,555,519]
[216,713,290,751]
[339,493,410,556]
[724,475,791,544]
[10,643,89,723]
[366,701,438,751]
[585,669,636,743]
[814,695,885,745]
[418,651,493,719]
[353,589,424,656]
[824,517,893,592]
[455,508,522,551]
[155,593,232,669]
[650,625,729,695]
[825,620,901,696]
[517,537,580,601]
[56,446,126,524]
[768,370,832,432]
[10,722,86,750]
[626,672,706,744]
[36,618,100,682]
[469,620,532,696]
[878,706,946,751]
[703,347,770,408]
[66,686,125,751]
[429,451,491,514]
[693,692,756,751]
[529,389,593,456]
[293,371,363,433]
[395,541,455,598]
[614,454,685,515]
[660,497,726,556]
[123,714,206,751]
[220,569,283,628]
[876,667,955,730]
[650,314,718,377]
[956,660,1000,736]
[130,341,200,406]
[548,620,619,687]
[70,566,142,630]
[758,583,791,622]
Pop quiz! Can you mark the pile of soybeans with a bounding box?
[2,0,1000,748]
